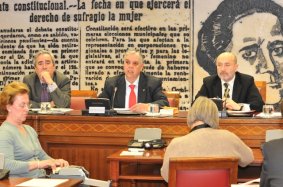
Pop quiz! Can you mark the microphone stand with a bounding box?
[221,98,228,118]
[111,87,117,110]
[107,87,117,116]
[221,88,230,118]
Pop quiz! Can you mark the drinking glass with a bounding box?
[262,105,274,118]
[40,102,51,113]
[148,104,159,114]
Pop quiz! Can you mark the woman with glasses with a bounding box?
[0,81,69,178]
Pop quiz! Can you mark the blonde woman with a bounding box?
[161,96,254,182]
[0,81,69,177]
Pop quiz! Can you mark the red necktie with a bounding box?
[129,85,136,108]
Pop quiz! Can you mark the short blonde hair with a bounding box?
[124,49,144,64]
[0,81,29,114]
[33,49,55,67]
[187,96,219,128]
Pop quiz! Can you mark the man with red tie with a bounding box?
[99,49,169,113]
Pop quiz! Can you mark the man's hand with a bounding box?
[224,98,242,110]
[130,103,149,113]
[40,71,53,85]
[50,101,55,108]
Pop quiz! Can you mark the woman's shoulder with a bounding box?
[214,129,245,143]
[0,121,15,131]
[24,125,37,134]
[168,134,192,147]
[0,122,18,140]
[215,128,238,136]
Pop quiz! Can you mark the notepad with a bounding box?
[120,151,144,156]
[16,179,69,187]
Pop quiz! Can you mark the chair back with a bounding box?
[164,91,181,108]
[265,129,283,142]
[255,81,266,103]
[71,90,97,98]
[168,157,238,187]
[70,90,97,110]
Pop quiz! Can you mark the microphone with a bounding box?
[111,87,117,110]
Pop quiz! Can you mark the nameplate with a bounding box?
[89,106,105,114]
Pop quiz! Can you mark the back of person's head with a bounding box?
[124,49,144,64]
[0,81,29,114]
[187,96,219,128]
[33,49,55,67]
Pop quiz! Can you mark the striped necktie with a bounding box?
[223,83,230,98]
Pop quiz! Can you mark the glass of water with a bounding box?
[148,103,159,114]
[262,105,274,118]
[40,102,51,113]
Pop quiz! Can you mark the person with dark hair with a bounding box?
[160,96,253,182]
[23,49,71,108]
[98,49,169,113]
[0,81,69,178]
[195,52,264,112]
[196,0,283,106]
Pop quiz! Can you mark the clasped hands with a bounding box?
[35,158,69,172]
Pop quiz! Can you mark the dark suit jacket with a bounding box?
[260,138,283,187]
[98,72,169,108]
[195,72,264,112]
[23,71,71,108]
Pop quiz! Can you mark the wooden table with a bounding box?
[107,148,263,187]
[0,177,82,187]
[0,111,281,187]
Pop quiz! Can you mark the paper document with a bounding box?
[256,112,281,118]
[30,108,73,114]
[120,151,144,156]
[16,178,69,187]
[231,178,260,187]
[114,108,139,115]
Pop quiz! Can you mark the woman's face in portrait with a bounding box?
[230,12,283,103]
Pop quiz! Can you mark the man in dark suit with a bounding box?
[99,49,169,113]
[260,138,283,187]
[195,52,264,112]
[23,49,71,108]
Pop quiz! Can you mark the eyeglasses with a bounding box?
[16,103,32,109]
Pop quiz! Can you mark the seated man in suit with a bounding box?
[195,52,264,112]
[98,49,169,113]
[23,49,71,108]
[260,138,283,187]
